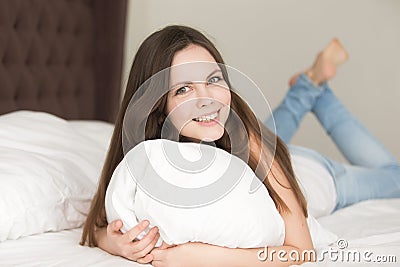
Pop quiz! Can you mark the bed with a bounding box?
[1,197,399,266]
[0,1,399,267]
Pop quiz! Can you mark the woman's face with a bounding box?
[166,44,231,142]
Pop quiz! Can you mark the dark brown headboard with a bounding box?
[0,0,127,123]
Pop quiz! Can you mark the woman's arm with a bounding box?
[151,242,314,267]
[268,161,315,243]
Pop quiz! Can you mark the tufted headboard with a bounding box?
[0,0,127,123]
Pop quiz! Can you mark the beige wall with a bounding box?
[122,0,400,163]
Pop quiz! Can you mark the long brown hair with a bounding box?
[80,25,307,247]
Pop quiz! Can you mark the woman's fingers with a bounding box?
[158,241,169,249]
[123,220,150,242]
[150,247,166,261]
[102,219,164,263]
[132,226,159,251]
[132,232,160,259]
[107,219,123,236]
[136,253,154,264]
[159,241,176,249]
[107,219,164,262]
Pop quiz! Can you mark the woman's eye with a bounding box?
[175,85,191,95]
[207,76,222,84]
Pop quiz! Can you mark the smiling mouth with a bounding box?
[192,110,219,122]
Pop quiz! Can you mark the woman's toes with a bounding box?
[324,38,349,65]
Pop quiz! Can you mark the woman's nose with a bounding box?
[195,83,214,108]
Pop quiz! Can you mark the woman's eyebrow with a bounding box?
[169,69,222,89]
[206,69,222,79]
[169,81,193,90]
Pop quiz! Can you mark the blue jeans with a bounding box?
[265,73,400,212]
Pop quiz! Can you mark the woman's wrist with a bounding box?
[94,227,113,254]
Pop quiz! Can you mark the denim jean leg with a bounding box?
[265,74,324,144]
[311,83,398,168]
[327,158,400,211]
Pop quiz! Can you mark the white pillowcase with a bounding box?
[106,139,338,249]
[0,111,113,241]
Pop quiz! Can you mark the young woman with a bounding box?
[80,25,400,266]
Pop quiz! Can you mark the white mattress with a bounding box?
[0,229,146,267]
[1,198,399,267]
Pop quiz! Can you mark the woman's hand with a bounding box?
[150,242,233,267]
[96,219,160,264]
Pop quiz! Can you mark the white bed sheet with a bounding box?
[0,229,145,267]
[299,198,400,266]
[0,199,399,266]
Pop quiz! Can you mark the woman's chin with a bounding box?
[182,129,224,143]
[198,130,224,142]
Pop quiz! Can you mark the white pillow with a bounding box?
[106,139,338,249]
[0,110,113,241]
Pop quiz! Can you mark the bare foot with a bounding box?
[289,38,349,87]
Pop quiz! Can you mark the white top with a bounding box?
[291,153,337,218]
